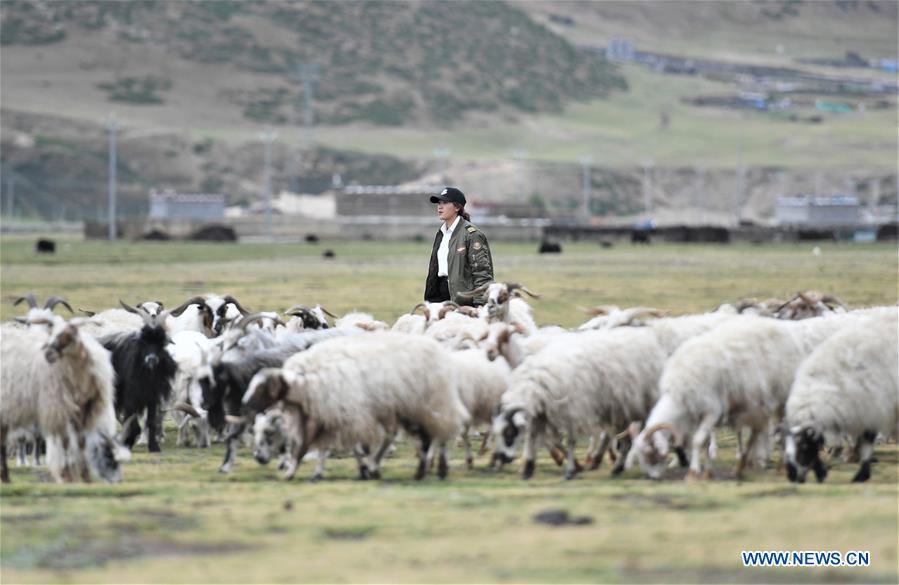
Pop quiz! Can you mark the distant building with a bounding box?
[336,184,441,217]
[149,189,225,220]
[775,195,860,226]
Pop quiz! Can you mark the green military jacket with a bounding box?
[424,218,494,306]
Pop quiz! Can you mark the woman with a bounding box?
[423,187,494,306]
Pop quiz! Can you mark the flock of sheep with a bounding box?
[1,286,895,487]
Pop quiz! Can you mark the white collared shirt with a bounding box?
[437,216,460,277]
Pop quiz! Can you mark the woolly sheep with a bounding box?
[626,312,873,481]
[240,332,468,481]
[1,318,121,483]
[785,309,898,483]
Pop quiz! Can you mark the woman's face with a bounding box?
[437,201,458,223]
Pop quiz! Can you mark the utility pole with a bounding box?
[106,114,118,241]
[642,159,654,218]
[259,127,278,241]
[733,140,744,226]
[5,174,14,219]
[298,63,319,150]
[580,156,592,223]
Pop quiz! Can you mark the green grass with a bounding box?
[1,237,897,583]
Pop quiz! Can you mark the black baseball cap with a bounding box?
[430,187,466,206]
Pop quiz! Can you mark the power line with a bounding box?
[106,113,119,241]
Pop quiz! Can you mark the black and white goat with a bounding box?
[102,310,178,452]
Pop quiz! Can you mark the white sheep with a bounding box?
[626,312,876,481]
[494,327,667,480]
[491,311,736,477]
[447,347,511,468]
[784,309,898,483]
[577,306,665,331]
[425,311,491,349]
[0,318,122,483]
[241,332,468,481]
[462,282,540,335]
[334,311,389,331]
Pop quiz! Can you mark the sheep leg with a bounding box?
[460,425,473,470]
[522,423,543,480]
[34,436,45,466]
[218,422,246,474]
[354,444,372,480]
[146,404,161,453]
[436,443,449,480]
[611,435,633,476]
[76,431,91,483]
[0,424,10,483]
[285,415,319,481]
[687,414,717,480]
[584,432,610,470]
[851,431,877,483]
[563,434,578,480]
[477,429,491,456]
[414,431,432,481]
[735,427,760,481]
[369,429,398,480]
[310,450,328,482]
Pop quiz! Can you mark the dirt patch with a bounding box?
[322,527,374,541]
[611,493,720,511]
[743,487,800,499]
[30,536,251,570]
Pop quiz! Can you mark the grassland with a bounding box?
[1,237,897,584]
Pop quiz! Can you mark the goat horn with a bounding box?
[410,303,430,318]
[14,316,28,323]
[579,305,617,316]
[222,295,250,315]
[643,423,683,447]
[623,307,665,325]
[13,293,38,309]
[174,402,202,418]
[235,312,273,331]
[317,306,337,318]
[78,307,97,317]
[437,305,458,320]
[284,304,312,315]
[455,283,491,299]
[820,294,848,310]
[43,296,74,313]
[119,299,141,314]
[442,301,460,309]
[170,296,208,317]
[225,414,247,425]
[507,283,542,299]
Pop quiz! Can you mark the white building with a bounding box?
[149,189,225,221]
[775,195,860,227]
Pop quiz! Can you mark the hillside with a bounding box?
[1,1,896,222]
[0,0,625,127]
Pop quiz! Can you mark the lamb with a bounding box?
[240,333,468,481]
[784,309,898,483]
[1,317,123,483]
[101,311,178,452]
[626,311,876,481]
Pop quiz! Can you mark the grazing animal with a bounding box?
[35,239,56,254]
[785,310,898,483]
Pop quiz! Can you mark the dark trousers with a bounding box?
[433,276,450,302]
